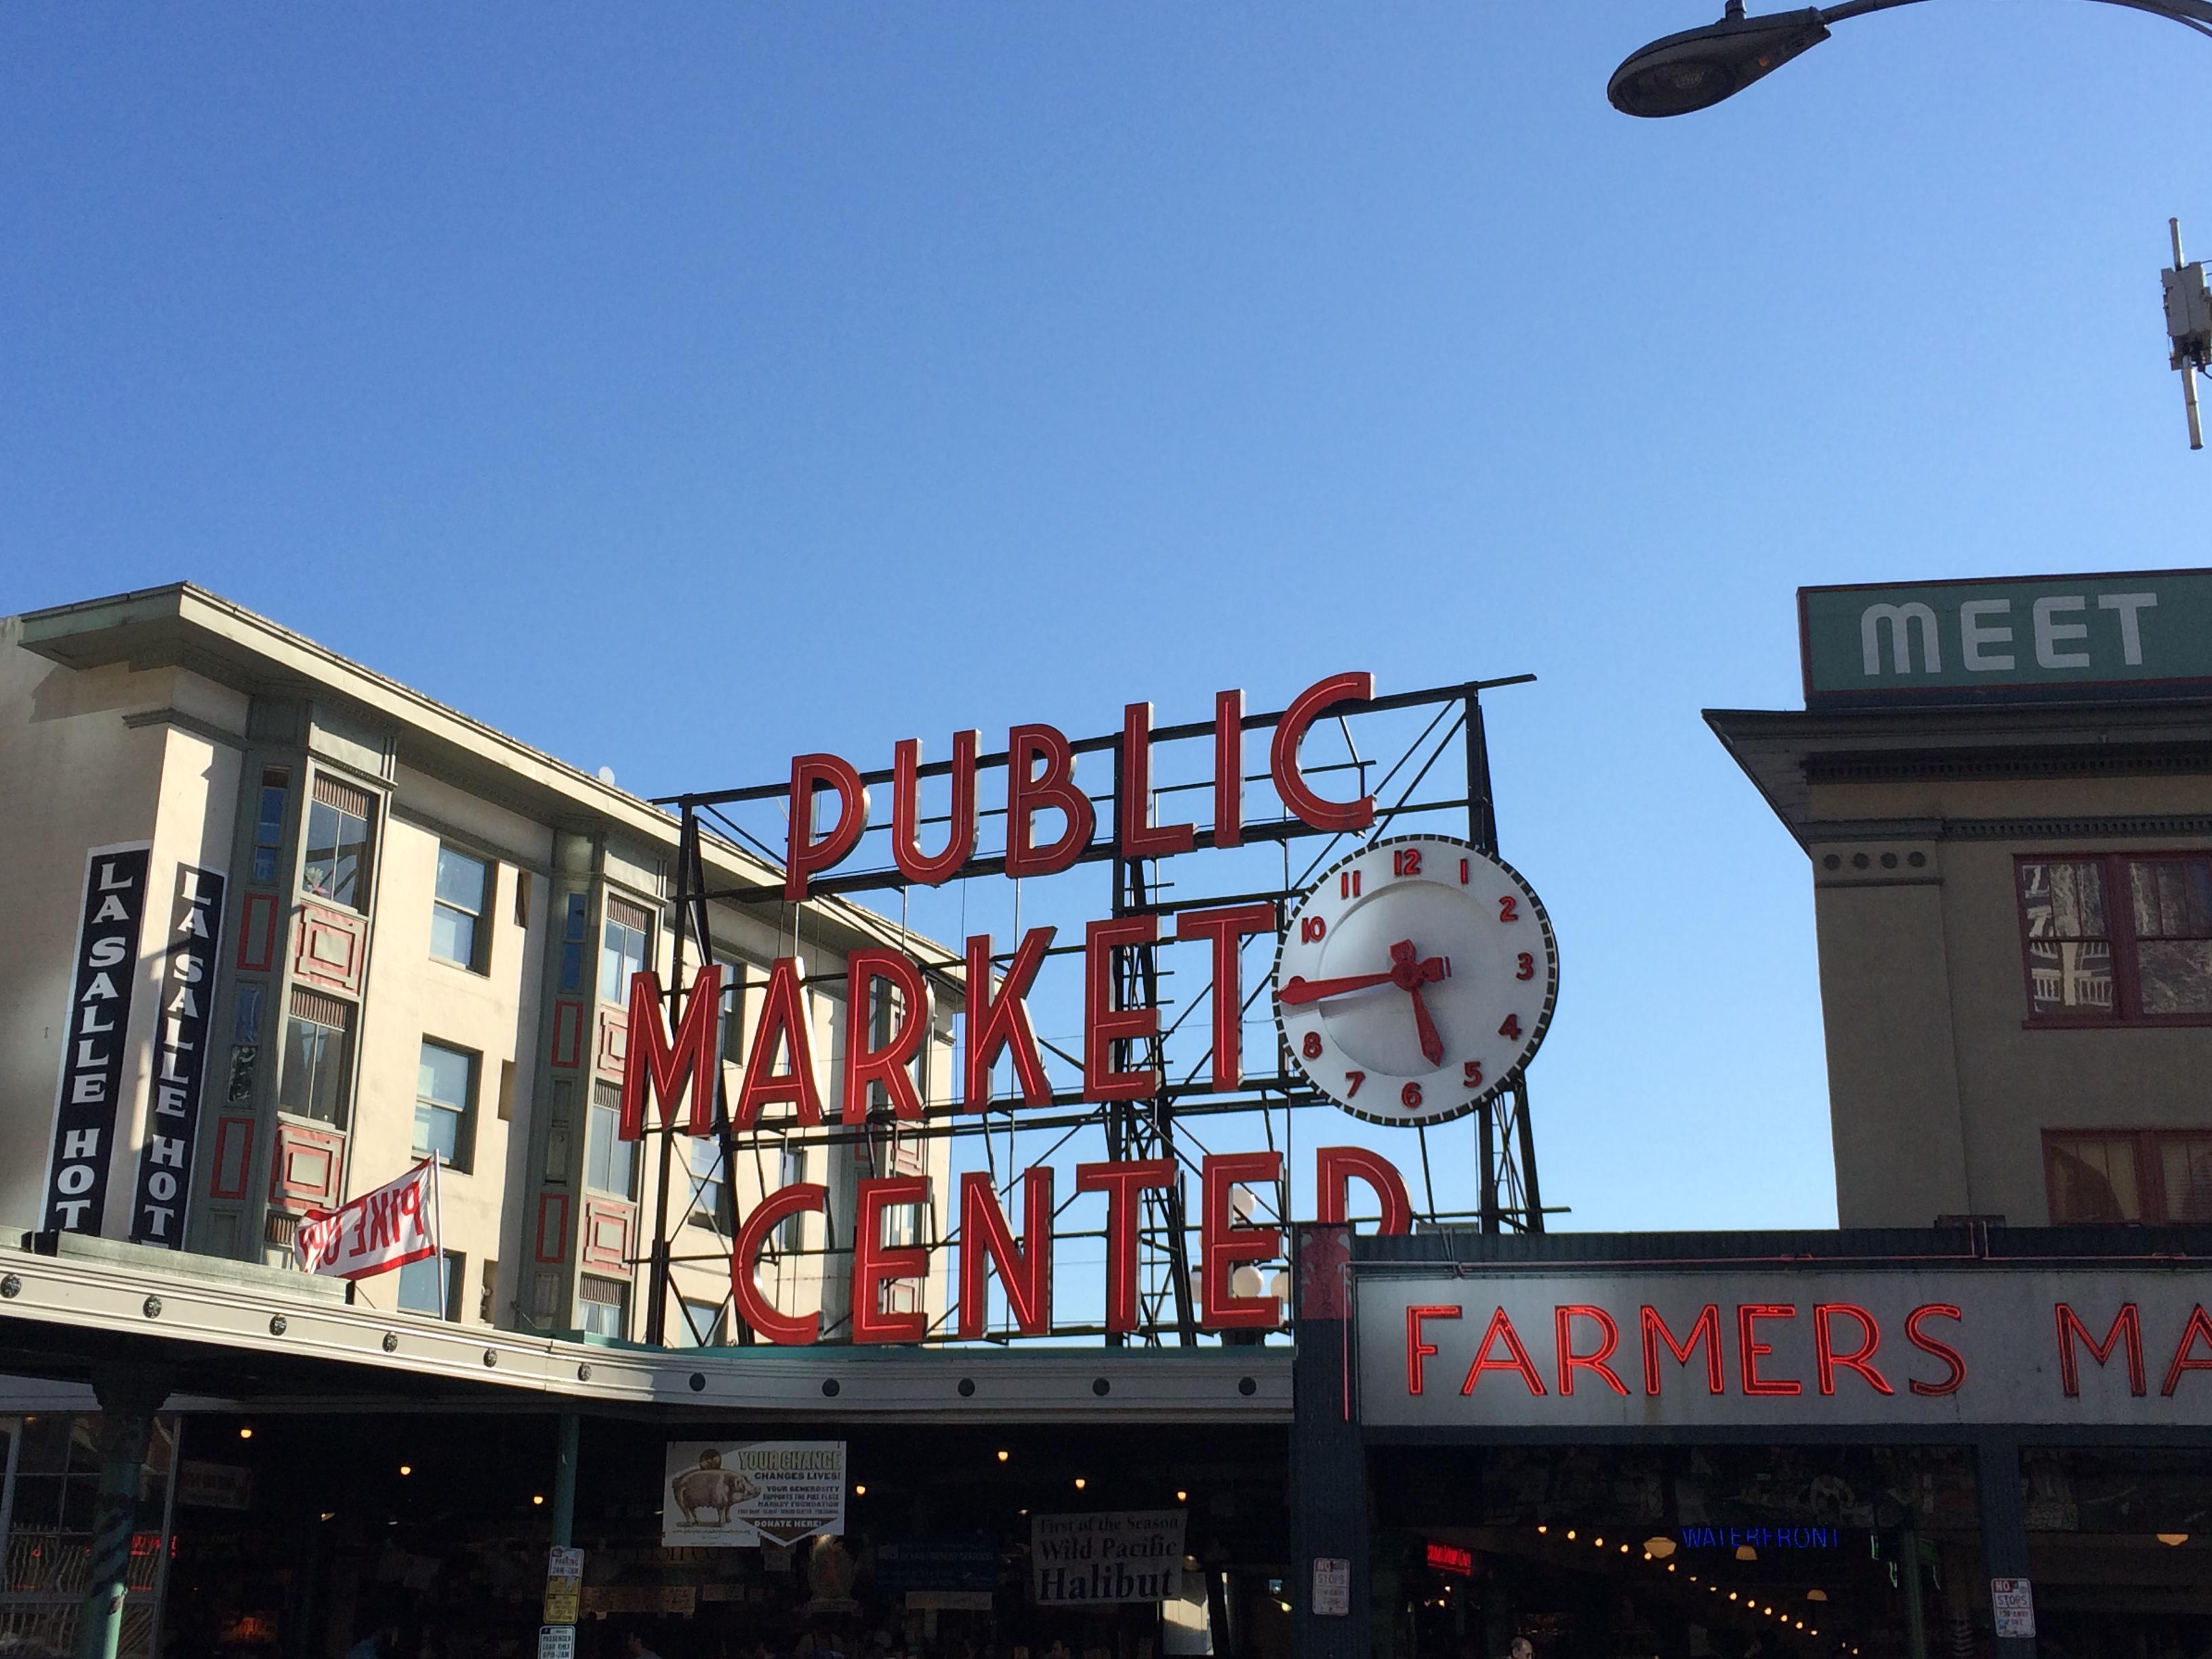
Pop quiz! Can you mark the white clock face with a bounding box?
[1273,834,1558,1128]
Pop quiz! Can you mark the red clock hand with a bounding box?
[1277,969,1398,1006]
[1407,983,1445,1066]
[1385,939,1450,1066]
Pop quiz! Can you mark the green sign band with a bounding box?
[1801,569,2212,706]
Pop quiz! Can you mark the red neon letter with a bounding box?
[1905,1303,1967,1397]
[1315,1146,1413,1235]
[956,1167,1054,1339]
[2161,1303,2212,1397]
[2055,1302,2146,1397]
[1085,916,1160,1102]
[1201,1151,1282,1332]
[1459,1308,1547,1396]
[891,732,978,885]
[734,958,823,1130]
[1406,1304,1462,1395]
[785,754,869,901]
[851,1176,930,1345]
[1814,1303,1894,1397]
[731,1183,826,1345]
[619,964,724,1141]
[1737,1304,1801,1397]
[963,928,1054,1110]
[1174,902,1277,1090]
[1214,689,1244,848]
[1556,1305,1630,1397]
[842,948,930,1126]
[1269,672,1375,833]
[1005,724,1095,878]
[1076,1159,1174,1334]
[1120,702,1196,859]
[1641,1304,1725,1396]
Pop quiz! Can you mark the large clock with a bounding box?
[1273,834,1559,1127]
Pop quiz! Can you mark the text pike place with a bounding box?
[619,672,1561,1345]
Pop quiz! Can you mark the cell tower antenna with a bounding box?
[2163,217,2211,450]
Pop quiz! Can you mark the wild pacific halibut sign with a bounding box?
[1800,569,2212,707]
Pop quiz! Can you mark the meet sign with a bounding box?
[1357,1266,2212,1429]
[1799,569,2212,708]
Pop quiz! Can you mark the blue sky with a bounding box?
[5,3,2206,1237]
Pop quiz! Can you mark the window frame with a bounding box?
[430,843,493,974]
[396,1251,464,1321]
[250,768,291,885]
[583,1082,638,1200]
[2043,1128,2212,1224]
[301,774,377,913]
[685,1135,733,1233]
[2015,851,2212,1028]
[598,893,654,1008]
[672,1296,725,1349]
[278,991,354,1129]
[577,1273,629,1340]
[413,1038,480,1172]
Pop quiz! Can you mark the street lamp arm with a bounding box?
[1819,0,2212,34]
[1612,0,2212,115]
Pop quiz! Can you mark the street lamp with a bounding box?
[1610,0,2212,117]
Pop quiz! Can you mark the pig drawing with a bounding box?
[671,1464,761,1525]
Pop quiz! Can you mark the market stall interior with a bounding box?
[53,1413,1288,1659]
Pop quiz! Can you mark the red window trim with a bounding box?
[2043,1126,2212,1225]
[2015,851,2212,1029]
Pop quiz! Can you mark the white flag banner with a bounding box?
[294,1156,441,1282]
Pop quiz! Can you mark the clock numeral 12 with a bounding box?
[1392,847,1422,878]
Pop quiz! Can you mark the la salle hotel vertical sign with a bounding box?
[43,844,152,1233]
[129,863,226,1247]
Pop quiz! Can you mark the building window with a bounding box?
[431,846,491,970]
[585,1082,636,1198]
[2047,1130,2212,1224]
[687,1137,731,1232]
[777,1147,808,1254]
[251,769,289,883]
[397,1252,462,1319]
[302,777,376,910]
[2018,854,2212,1023]
[672,1297,724,1349]
[233,983,265,1045]
[560,893,588,994]
[718,956,750,1065]
[578,1273,628,1339]
[599,896,653,1005]
[279,990,352,1126]
[415,1040,477,1168]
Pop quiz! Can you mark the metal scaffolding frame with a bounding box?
[636,675,1549,1347]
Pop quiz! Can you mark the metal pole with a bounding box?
[644,807,697,1346]
[551,1412,581,1549]
[73,1368,169,1659]
[2175,219,2205,450]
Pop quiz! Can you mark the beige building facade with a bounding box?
[0,583,958,1345]
[1710,569,2212,1230]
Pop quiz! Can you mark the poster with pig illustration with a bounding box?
[662,1441,846,1547]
